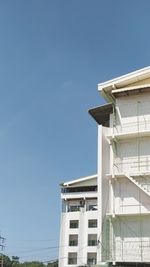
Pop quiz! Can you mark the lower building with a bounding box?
[59,174,98,267]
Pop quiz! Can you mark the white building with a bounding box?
[59,66,150,266]
[59,174,98,267]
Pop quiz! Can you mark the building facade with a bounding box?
[59,67,150,266]
[59,175,98,267]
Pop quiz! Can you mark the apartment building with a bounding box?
[59,66,150,266]
[59,175,98,267]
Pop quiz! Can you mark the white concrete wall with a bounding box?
[115,92,150,134]
[114,217,150,262]
[107,91,150,263]
[98,125,112,263]
[59,212,69,267]
[114,139,150,174]
[61,191,97,200]
[59,177,98,267]
[114,178,150,214]
[59,209,98,267]
[114,92,150,185]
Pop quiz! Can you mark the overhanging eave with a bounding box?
[88,103,113,126]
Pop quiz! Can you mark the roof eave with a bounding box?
[61,174,97,187]
[98,66,150,101]
[88,103,113,125]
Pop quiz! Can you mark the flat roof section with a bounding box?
[88,103,113,126]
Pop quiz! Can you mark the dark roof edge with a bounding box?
[88,103,113,125]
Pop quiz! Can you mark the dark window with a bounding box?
[88,204,98,211]
[62,186,97,193]
[68,205,81,212]
[69,235,78,246]
[68,200,85,212]
[70,220,79,228]
[88,219,97,228]
[68,252,77,265]
[88,234,97,246]
[87,252,97,265]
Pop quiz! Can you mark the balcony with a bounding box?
[107,121,150,141]
[62,199,97,213]
[61,186,98,200]
[68,205,83,212]
[114,157,150,175]
[115,120,150,134]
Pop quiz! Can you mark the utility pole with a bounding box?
[0,236,5,267]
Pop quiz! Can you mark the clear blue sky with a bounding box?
[0,0,150,263]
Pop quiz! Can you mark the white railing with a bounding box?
[114,120,150,134]
[114,157,150,174]
[114,240,150,262]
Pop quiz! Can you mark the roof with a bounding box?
[98,66,150,101]
[88,103,113,126]
[60,174,97,187]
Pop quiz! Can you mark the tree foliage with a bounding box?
[0,255,58,267]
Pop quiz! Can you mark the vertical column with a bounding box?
[97,125,102,264]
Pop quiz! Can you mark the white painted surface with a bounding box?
[59,176,98,267]
[105,91,150,263]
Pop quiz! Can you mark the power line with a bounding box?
[6,245,60,254]
[10,239,57,242]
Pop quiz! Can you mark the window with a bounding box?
[87,253,97,265]
[88,219,97,228]
[88,204,98,211]
[68,252,77,265]
[69,235,78,246]
[67,200,85,212]
[70,220,79,229]
[88,234,97,246]
[61,186,97,193]
[86,199,97,211]
[71,206,80,212]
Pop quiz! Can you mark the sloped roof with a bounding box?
[98,66,150,101]
[61,174,97,187]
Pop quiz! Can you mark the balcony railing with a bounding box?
[114,157,150,174]
[114,120,150,134]
[67,204,98,212]
[68,205,83,212]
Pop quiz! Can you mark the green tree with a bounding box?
[0,255,12,267]
[21,261,45,267]
[47,260,58,267]
[0,255,58,267]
